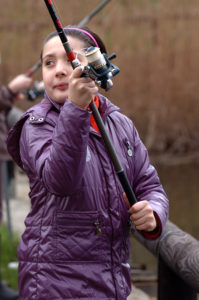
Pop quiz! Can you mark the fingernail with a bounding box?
[80,65,84,71]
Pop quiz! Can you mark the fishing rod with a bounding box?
[26,61,44,101]
[44,0,137,206]
[26,60,42,77]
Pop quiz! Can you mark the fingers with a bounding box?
[70,78,98,96]
[128,200,157,232]
[15,93,25,101]
[71,66,84,78]
[132,214,156,231]
[70,67,94,85]
[8,74,33,93]
[68,66,98,108]
[123,192,131,209]
[71,66,90,81]
[129,200,150,214]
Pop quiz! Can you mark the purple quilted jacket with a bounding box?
[7,93,168,300]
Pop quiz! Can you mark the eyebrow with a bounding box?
[42,54,55,60]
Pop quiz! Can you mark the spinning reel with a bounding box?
[84,46,120,91]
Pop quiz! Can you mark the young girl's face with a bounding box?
[42,35,88,104]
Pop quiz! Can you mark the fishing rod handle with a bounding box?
[117,171,137,206]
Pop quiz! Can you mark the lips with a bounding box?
[54,83,68,90]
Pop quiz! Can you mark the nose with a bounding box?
[55,59,71,77]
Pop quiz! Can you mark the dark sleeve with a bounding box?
[0,86,14,113]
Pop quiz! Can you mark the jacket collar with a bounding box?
[44,92,63,112]
[97,93,120,121]
[44,92,120,120]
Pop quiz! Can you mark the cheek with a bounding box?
[42,69,52,87]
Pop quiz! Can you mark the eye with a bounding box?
[45,60,54,66]
[43,58,55,67]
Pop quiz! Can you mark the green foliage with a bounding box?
[0,224,19,289]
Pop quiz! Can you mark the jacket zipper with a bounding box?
[57,219,101,235]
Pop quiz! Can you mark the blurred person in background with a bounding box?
[0,73,32,300]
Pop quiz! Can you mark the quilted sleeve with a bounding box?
[20,101,91,196]
[132,126,169,233]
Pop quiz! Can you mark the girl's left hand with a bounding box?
[123,193,157,232]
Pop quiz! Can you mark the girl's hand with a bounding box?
[123,193,157,232]
[68,66,98,109]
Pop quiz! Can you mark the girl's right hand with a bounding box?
[68,66,98,109]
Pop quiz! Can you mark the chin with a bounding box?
[56,98,67,104]
[54,93,68,104]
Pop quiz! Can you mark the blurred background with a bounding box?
[1,0,199,289]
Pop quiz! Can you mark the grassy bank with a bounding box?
[0,224,19,289]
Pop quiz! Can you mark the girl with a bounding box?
[7,26,169,300]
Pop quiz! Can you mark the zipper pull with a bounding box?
[94,221,102,235]
[125,140,133,157]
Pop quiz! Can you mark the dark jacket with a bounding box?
[0,86,14,160]
[7,93,169,300]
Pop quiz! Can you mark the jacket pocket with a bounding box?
[54,211,105,262]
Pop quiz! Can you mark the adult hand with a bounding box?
[68,66,98,109]
[8,74,32,94]
[123,193,157,232]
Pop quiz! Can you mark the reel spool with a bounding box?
[84,46,120,91]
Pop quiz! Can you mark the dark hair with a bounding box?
[41,26,107,61]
